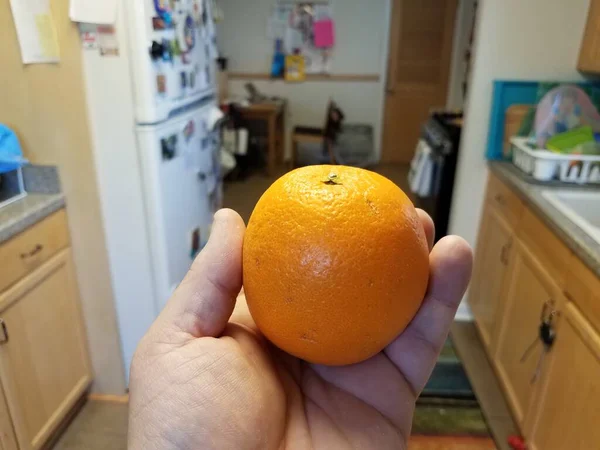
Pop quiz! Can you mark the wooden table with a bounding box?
[238,101,286,176]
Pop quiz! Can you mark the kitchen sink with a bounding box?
[541,190,600,244]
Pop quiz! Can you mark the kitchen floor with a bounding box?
[52,400,496,450]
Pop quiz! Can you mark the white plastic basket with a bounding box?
[510,137,600,184]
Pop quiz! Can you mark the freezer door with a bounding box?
[126,0,218,124]
[137,104,219,308]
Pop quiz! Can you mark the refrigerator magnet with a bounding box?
[154,0,173,25]
[156,74,167,94]
[162,39,173,62]
[183,120,195,142]
[152,16,167,30]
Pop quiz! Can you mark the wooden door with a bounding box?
[0,249,92,450]
[382,0,458,163]
[527,303,600,450]
[578,0,600,73]
[493,237,563,429]
[468,204,514,352]
[0,385,17,450]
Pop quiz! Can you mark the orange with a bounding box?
[242,165,430,365]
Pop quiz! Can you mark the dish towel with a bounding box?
[408,139,434,197]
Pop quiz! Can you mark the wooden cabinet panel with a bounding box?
[469,204,514,350]
[494,237,563,428]
[519,209,571,285]
[0,249,92,450]
[564,254,600,334]
[578,0,600,73]
[0,385,17,450]
[528,303,600,450]
[0,210,69,294]
[485,174,523,228]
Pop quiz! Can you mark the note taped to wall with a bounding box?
[35,15,60,58]
[9,0,60,64]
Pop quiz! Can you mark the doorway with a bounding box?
[382,0,459,163]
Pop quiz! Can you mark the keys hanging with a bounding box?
[520,301,558,384]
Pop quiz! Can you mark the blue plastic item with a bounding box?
[0,125,27,174]
[486,80,600,160]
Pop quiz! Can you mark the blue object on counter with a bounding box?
[0,124,28,174]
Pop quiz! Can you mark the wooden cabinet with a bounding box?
[0,212,92,450]
[0,385,17,450]
[493,237,563,428]
[470,172,600,445]
[527,303,600,450]
[469,205,514,350]
[578,0,600,73]
[469,174,523,351]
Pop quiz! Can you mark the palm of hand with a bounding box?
[128,210,472,450]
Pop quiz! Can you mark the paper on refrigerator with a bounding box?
[9,0,60,64]
[69,0,117,24]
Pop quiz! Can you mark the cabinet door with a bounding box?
[468,204,514,350]
[493,237,562,429]
[528,303,600,450]
[0,249,92,450]
[578,0,600,73]
[0,385,17,450]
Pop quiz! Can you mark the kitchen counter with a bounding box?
[489,162,600,278]
[0,193,66,245]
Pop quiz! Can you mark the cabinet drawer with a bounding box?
[564,255,600,334]
[0,209,69,293]
[486,174,523,227]
[518,209,571,285]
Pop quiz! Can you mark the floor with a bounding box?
[451,322,519,450]
[52,400,495,450]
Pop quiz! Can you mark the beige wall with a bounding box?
[0,0,126,394]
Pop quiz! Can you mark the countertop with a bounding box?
[489,162,600,278]
[0,193,66,245]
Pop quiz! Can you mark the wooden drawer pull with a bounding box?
[20,244,43,259]
[495,193,506,206]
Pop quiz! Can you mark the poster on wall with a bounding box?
[9,0,60,64]
[268,2,335,74]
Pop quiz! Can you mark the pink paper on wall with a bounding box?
[314,19,335,48]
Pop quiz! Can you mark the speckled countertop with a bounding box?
[0,193,65,245]
[489,162,600,278]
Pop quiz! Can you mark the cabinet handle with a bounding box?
[0,319,8,344]
[500,237,513,266]
[494,193,506,206]
[20,244,43,259]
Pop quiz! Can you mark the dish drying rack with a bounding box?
[510,137,600,185]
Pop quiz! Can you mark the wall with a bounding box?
[217,0,390,159]
[449,0,590,319]
[0,0,126,393]
[446,0,478,110]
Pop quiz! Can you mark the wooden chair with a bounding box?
[291,100,345,168]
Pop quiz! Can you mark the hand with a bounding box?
[128,208,473,450]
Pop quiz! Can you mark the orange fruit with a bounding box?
[242,165,430,365]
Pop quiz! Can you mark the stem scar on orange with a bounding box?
[242,165,430,365]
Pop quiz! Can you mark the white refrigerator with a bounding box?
[80,0,221,378]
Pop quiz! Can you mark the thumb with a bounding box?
[160,208,245,338]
